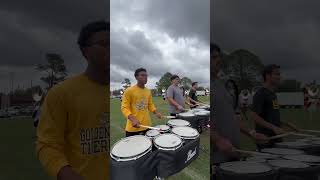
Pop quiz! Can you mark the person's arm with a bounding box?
[250,111,284,134]
[121,90,139,127]
[36,88,82,179]
[237,114,269,143]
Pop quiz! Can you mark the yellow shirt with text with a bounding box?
[121,85,156,132]
[36,74,109,180]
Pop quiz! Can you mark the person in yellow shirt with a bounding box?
[121,68,163,137]
[36,21,109,180]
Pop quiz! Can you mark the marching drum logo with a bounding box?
[136,97,147,110]
[185,147,197,163]
[272,100,280,110]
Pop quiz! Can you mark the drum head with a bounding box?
[171,126,199,139]
[245,157,267,163]
[146,129,160,137]
[219,161,272,174]
[261,148,305,155]
[178,112,195,117]
[275,141,311,149]
[153,134,182,150]
[111,135,152,160]
[167,119,190,127]
[194,112,208,116]
[283,154,320,163]
[155,125,170,131]
[268,159,309,169]
[311,140,320,145]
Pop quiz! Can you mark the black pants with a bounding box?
[125,129,148,137]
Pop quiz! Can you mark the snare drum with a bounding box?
[167,119,190,128]
[153,133,182,151]
[275,141,320,155]
[177,112,198,129]
[276,155,320,180]
[154,125,170,133]
[111,135,152,161]
[267,159,316,180]
[146,129,160,139]
[216,161,277,180]
[171,126,199,144]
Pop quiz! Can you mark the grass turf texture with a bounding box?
[110,96,210,180]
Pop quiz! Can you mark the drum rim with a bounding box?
[218,161,274,174]
[267,159,310,169]
[155,124,170,131]
[171,126,200,139]
[110,135,152,162]
[153,133,183,150]
[260,148,305,155]
[146,129,160,137]
[167,119,191,127]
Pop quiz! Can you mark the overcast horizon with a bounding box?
[110,0,210,90]
[0,0,109,94]
[212,0,320,85]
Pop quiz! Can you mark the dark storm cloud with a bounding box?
[111,0,210,88]
[0,0,109,92]
[212,0,320,83]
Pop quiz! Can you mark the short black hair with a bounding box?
[134,68,147,77]
[262,64,280,81]
[78,20,109,55]
[170,75,180,81]
[192,82,198,86]
[211,43,221,54]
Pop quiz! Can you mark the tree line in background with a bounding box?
[112,72,207,96]
[220,48,317,92]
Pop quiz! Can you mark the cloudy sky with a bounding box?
[0,0,109,93]
[110,0,210,90]
[212,0,320,84]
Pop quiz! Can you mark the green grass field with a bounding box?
[110,96,210,180]
[239,109,320,150]
[0,117,52,180]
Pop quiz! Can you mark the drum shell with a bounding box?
[195,114,209,130]
[216,166,277,180]
[111,150,158,180]
[157,137,200,178]
[275,165,320,180]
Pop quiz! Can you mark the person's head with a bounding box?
[211,43,222,77]
[170,75,180,85]
[262,64,281,86]
[134,68,148,85]
[192,82,198,89]
[78,20,109,72]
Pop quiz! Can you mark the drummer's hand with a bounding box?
[128,115,140,128]
[155,112,162,119]
[58,166,84,180]
[132,119,140,128]
[251,132,269,144]
[176,105,184,111]
[216,137,234,154]
[272,126,286,135]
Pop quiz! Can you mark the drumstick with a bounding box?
[139,125,161,131]
[162,115,176,119]
[268,132,293,140]
[235,149,276,157]
[301,129,320,134]
[291,132,316,137]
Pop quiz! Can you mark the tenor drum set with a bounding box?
[214,136,320,180]
[111,119,201,180]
